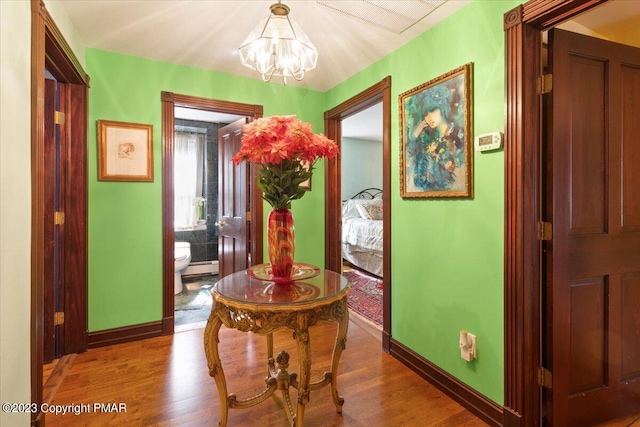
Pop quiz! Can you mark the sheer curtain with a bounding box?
[174,131,205,229]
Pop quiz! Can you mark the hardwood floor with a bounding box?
[348,310,382,342]
[45,320,488,426]
[43,358,59,386]
[43,354,75,405]
[596,414,640,427]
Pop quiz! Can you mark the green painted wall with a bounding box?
[326,0,520,404]
[87,0,520,406]
[86,50,326,331]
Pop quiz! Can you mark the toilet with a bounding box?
[174,241,191,294]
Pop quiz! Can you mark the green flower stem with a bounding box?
[257,160,314,210]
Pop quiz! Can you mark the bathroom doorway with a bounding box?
[160,92,264,335]
[172,108,242,331]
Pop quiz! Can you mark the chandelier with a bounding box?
[239,1,318,84]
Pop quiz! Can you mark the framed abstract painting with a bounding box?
[399,63,473,198]
[97,120,154,182]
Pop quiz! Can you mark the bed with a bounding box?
[342,188,383,277]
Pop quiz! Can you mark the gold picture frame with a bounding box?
[399,63,473,198]
[98,120,154,182]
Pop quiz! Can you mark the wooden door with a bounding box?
[544,29,640,426]
[32,5,89,423]
[217,118,250,278]
[43,77,88,360]
[43,78,59,362]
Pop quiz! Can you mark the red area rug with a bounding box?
[343,269,383,328]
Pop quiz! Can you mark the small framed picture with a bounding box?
[399,63,473,198]
[98,120,153,182]
[300,160,311,191]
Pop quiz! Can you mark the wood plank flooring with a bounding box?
[45,320,487,426]
[43,354,75,405]
[43,318,640,426]
[43,358,59,386]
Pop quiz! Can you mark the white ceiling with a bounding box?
[174,107,243,123]
[174,103,384,141]
[58,0,471,92]
[57,0,640,93]
[342,102,383,141]
[60,0,638,139]
[557,0,640,48]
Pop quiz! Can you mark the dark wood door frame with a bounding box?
[160,92,263,335]
[324,76,392,351]
[502,1,609,426]
[31,0,90,425]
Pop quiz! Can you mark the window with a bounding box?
[174,131,205,229]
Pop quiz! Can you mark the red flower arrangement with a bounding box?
[232,115,338,209]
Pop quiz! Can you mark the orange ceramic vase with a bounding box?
[267,209,295,285]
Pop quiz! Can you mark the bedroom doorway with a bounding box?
[324,76,392,351]
[341,104,384,337]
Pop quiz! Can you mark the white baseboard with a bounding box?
[183,260,218,276]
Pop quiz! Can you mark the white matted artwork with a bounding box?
[300,160,311,191]
[98,120,153,182]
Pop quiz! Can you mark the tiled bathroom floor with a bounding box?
[174,274,217,332]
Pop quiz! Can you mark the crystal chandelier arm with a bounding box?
[262,67,278,83]
[290,70,304,81]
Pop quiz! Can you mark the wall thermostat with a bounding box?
[474,131,503,152]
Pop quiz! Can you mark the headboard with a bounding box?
[348,187,382,200]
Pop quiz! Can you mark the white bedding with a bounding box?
[342,217,383,254]
[342,199,383,276]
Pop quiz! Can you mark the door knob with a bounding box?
[215,221,226,227]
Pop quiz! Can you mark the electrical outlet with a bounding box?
[459,330,477,362]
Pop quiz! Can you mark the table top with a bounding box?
[213,263,349,308]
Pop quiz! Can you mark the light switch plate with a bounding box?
[461,333,476,362]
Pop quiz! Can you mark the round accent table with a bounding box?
[203,265,351,427]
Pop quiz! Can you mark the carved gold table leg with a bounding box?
[330,299,349,412]
[204,313,229,427]
[266,333,275,379]
[267,333,274,359]
[275,350,296,426]
[294,315,311,427]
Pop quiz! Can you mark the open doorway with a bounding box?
[503,1,640,425]
[160,93,263,335]
[325,76,392,350]
[171,108,243,332]
[340,103,384,337]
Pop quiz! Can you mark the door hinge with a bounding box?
[246,211,251,222]
[539,367,552,389]
[54,211,65,225]
[538,221,552,241]
[54,311,65,326]
[54,111,66,125]
[538,74,553,94]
